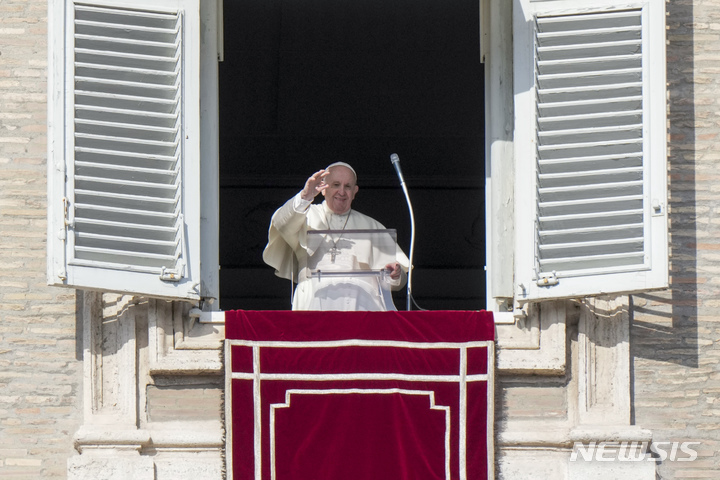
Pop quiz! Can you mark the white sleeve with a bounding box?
[292,192,312,213]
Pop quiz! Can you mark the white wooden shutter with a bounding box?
[514,1,667,302]
[48,0,205,300]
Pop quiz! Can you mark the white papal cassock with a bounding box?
[263,193,409,311]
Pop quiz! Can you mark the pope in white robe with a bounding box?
[262,162,409,311]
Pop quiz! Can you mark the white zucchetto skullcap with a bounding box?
[325,162,357,182]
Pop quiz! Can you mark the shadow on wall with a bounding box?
[630,0,697,369]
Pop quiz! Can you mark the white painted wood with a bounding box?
[199,0,220,304]
[47,0,218,301]
[483,0,516,305]
[513,0,667,302]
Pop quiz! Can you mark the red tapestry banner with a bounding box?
[225,310,495,480]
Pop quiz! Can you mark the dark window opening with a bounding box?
[219,0,485,310]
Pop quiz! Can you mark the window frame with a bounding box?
[47,0,667,310]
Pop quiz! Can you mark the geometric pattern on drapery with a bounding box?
[225,310,495,480]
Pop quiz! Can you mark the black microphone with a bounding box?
[390,153,405,184]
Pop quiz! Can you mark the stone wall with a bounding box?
[0,1,83,478]
[65,293,224,480]
[630,0,720,478]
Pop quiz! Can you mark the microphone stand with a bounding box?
[390,154,415,311]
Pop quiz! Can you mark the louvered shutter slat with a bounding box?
[75,160,179,183]
[540,222,644,242]
[74,219,177,242]
[538,252,645,273]
[540,196,643,218]
[539,209,643,229]
[75,91,178,113]
[539,152,642,173]
[74,189,177,211]
[76,232,179,257]
[539,111,642,131]
[74,246,178,266]
[76,231,178,247]
[74,132,179,153]
[539,166,643,184]
[74,176,178,196]
[540,236,643,253]
[74,204,179,225]
[76,106,178,127]
[75,122,180,143]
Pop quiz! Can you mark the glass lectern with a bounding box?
[305,229,400,311]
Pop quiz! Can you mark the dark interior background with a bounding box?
[218,0,486,310]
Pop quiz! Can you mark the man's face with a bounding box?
[322,166,359,214]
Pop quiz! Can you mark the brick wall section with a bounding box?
[146,385,223,423]
[632,0,720,478]
[0,1,82,479]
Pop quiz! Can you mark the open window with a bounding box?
[216,0,486,311]
[47,0,668,312]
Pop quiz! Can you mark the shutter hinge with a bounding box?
[537,271,559,287]
[57,197,70,281]
[62,197,74,227]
